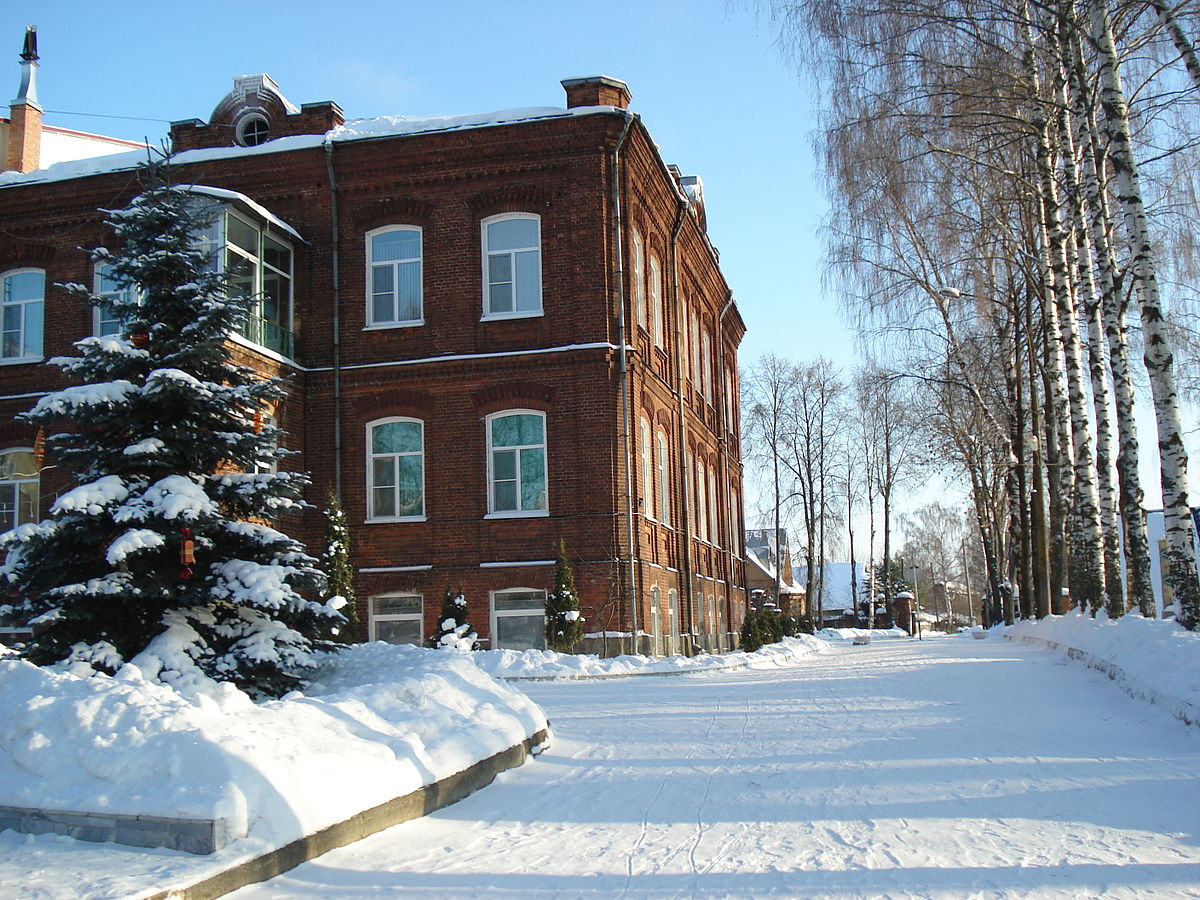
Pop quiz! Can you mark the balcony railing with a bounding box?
[240,314,294,358]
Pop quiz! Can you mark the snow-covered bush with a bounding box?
[545,539,584,652]
[430,585,478,650]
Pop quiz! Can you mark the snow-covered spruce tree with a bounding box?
[430,584,477,650]
[0,160,340,696]
[545,539,584,652]
[318,487,357,642]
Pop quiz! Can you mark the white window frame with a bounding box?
[656,432,671,526]
[667,588,680,655]
[93,261,140,338]
[366,417,426,523]
[1,268,44,363]
[701,328,713,403]
[650,585,663,656]
[490,587,547,651]
[697,456,709,543]
[207,208,295,358]
[486,409,549,518]
[0,448,38,533]
[640,417,654,520]
[632,230,646,330]
[366,225,424,329]
[649,256,663,347]
[482,213,543,320]
[368,592,424,645]
[253,412,279,475]
[691,310,701,387]
[708,465,720,548]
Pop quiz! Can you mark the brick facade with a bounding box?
[0,74,748,655]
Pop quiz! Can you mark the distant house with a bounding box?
[744,529,806,615]
[1143,509,1200,617]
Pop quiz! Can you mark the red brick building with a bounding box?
[0,64,749,654]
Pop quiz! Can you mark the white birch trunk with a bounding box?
[1067,22,1156,616]
[1090,0,1200,628]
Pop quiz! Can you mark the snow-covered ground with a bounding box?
[3,614,1200,898]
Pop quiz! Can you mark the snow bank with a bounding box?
[1007,610,1200,725]
[471,634,828,680]
[0,643,546,851]
[818,626,910,641]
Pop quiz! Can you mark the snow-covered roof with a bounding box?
[0,105,628,190]
[180,185,304,242]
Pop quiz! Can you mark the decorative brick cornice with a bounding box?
[353,196,435,229]
[467,185,554,216]
[0,238,54,268]
[471,381,556,413]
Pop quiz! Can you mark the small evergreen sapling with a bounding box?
[0,160,339,697]
[431,584,477,650]
[318,487,357,641]
[545,539,584,652]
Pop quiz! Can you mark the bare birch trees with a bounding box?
[764,0,1200,627]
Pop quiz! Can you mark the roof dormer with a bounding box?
[170,74,343,153]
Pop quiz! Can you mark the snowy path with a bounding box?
[230,635,1200,899]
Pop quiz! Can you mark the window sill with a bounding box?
[485,510,549,520]
[481,310,543,323]
[0,356,43,367]
[364,321,424,331]
[365,516,427,525]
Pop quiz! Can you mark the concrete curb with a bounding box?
[1012,633,1200,728]
[135,727,550,900]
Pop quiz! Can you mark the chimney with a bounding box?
[561,76,631,111]
[6,25,42,173]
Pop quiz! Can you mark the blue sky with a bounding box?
[9,0,853,375]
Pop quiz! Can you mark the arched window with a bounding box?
[667,588,680,654]
[367,417,425,521]
[656,432,670,526]
[367,226,423,327]
[639,417,653,519]
[649,256,663,347]
[487,410,548,516]
[0,449,38,532]
[2,269,44,361]
[708,465,719,548]
[631,230,646,329]
[650,585,663,656]
[482,214,542,318]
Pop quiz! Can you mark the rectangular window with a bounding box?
[1,270,44,361]
[368,419,425,520]
[701,329,713,403]
[488,412,547,515]
[484,215,542,318]
[368,227,423,326]
[369,592,424,645]
[491,588,546,650]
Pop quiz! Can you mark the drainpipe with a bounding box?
[612,110,638,652]
[670,193,692,650]
[716,290,736,648]
[323,139,343,495]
